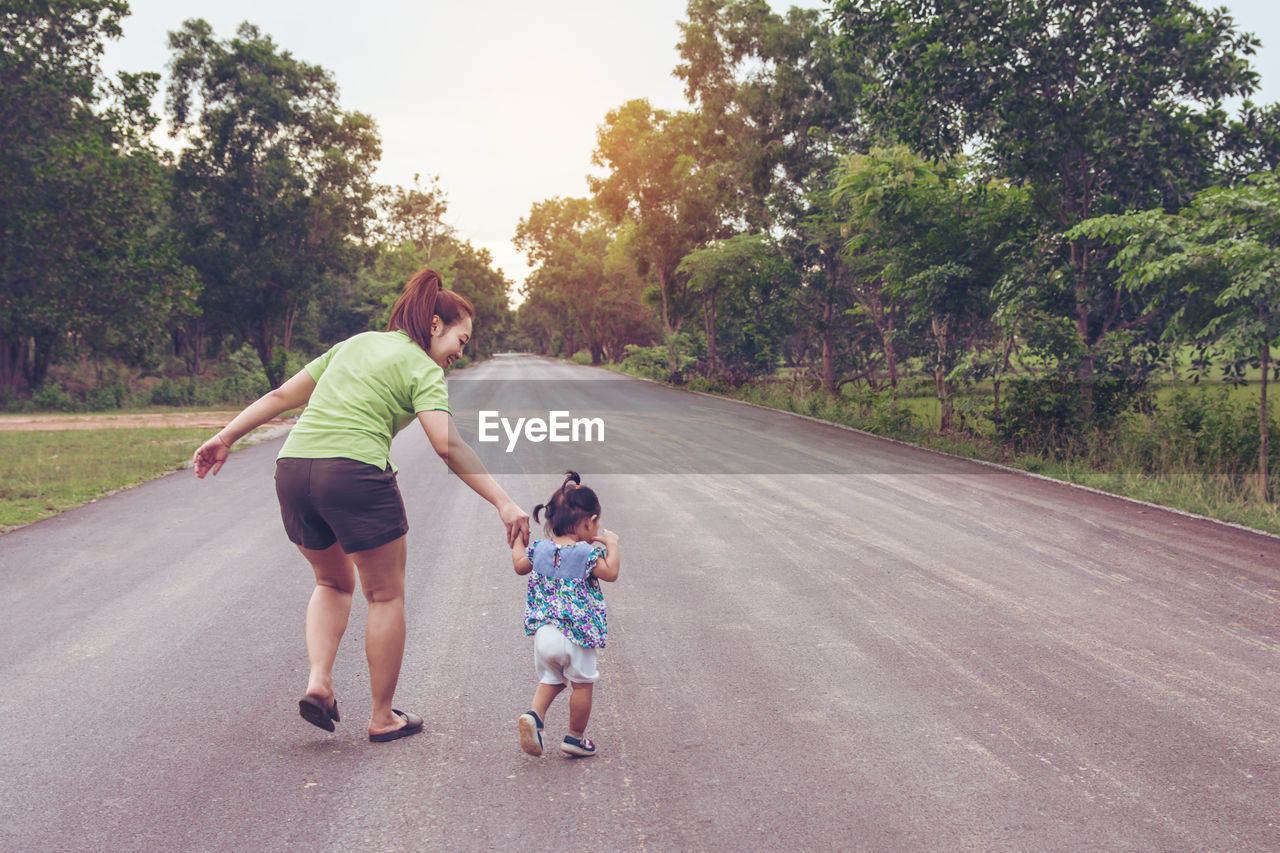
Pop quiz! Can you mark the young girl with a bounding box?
[512,471,620,757]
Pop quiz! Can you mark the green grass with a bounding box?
[607,358,1280,536]
[1007,455,1280,534]
[0,428,214,530]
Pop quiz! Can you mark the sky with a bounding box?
[100,1,1280,299]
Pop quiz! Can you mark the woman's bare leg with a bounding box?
[350,535,409,736]
[297,541,357,704]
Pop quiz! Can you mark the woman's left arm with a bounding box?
[193,368,316,478]
[418,409,531,547]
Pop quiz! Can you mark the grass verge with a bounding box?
[608,362,1280,538]
[1,428,222,531]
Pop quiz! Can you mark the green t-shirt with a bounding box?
[278,330,450,470]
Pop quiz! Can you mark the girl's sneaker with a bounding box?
[517,710,543,756]
[560,734,596,757]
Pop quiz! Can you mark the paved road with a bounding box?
[2,354,1279,851]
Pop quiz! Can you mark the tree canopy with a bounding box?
[0,0,194,391]
[167,19,381,387]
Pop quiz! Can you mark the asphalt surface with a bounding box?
[1,354,1279,852]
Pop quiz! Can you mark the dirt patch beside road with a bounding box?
[0,412,293,431]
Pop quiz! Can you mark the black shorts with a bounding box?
[274,457,408,553]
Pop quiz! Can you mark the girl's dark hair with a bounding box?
[387,267,476,352]
[532,471,601,537]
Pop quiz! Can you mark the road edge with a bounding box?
[597,365,1280,543]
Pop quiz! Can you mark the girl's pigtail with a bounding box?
[537,470,599,536]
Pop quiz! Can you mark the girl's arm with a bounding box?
[418,409,531,548]
[591,528,621,582]
[193,368,317,478]
[513,539,533,575]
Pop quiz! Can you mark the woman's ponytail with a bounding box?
[387,268,442,352]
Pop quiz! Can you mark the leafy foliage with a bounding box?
[833,0,1274,418]
[0,0,195,391]
[1070,172,1280,495]
[677,233,797,380]
[167,20,380,386]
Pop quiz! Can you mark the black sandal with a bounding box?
[299,694,340,732]
[368,709,423,742]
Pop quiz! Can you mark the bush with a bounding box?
[33,382,82,412]
[149,377,196,406]
[997,375,1134,452]
[85,382,129,411]
[686,374,729,394]
[618,344,695,381]
[850,388,922,436]
[0,391,33,413]
[1164,388,1277,479]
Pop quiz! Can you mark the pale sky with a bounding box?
[100,1,1279,297]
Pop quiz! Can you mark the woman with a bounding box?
[193,268,530,742]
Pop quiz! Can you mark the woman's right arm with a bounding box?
[418,409,531,548]
[193,368,316,479]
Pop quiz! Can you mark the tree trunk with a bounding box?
[577,315,604,365]
[188,320,205,374]
[1071,237,1095,420]
[257,320,281,388]
[992,337,1013,432]
[932,313,952,432]
[820,293,835,393]
[0,335,26,395]
[657,264,682,374]
[705,294,717,374]
[883,315,898,391]
[27,331,53,389]
[282,300,298,351]
[821,258,843,394]
[1259,324,1270,501]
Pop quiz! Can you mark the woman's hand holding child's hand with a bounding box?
[500,500,531,548]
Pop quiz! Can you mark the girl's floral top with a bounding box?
[524,539,608,648]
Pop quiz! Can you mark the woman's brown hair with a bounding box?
[387,267,476,352]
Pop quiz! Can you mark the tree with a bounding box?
[383,173,453,258]
[1071,173,1280,498]
[432,237,514,359]
[677,233,796,378]
[835,147,1029,431]
[677,0,866,222]
[514,198,614,363]
[590,100,730,360]
[834,0,1268,415]
[0,0,195,391]
[167,20,380,386]
[677,0,870,389]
